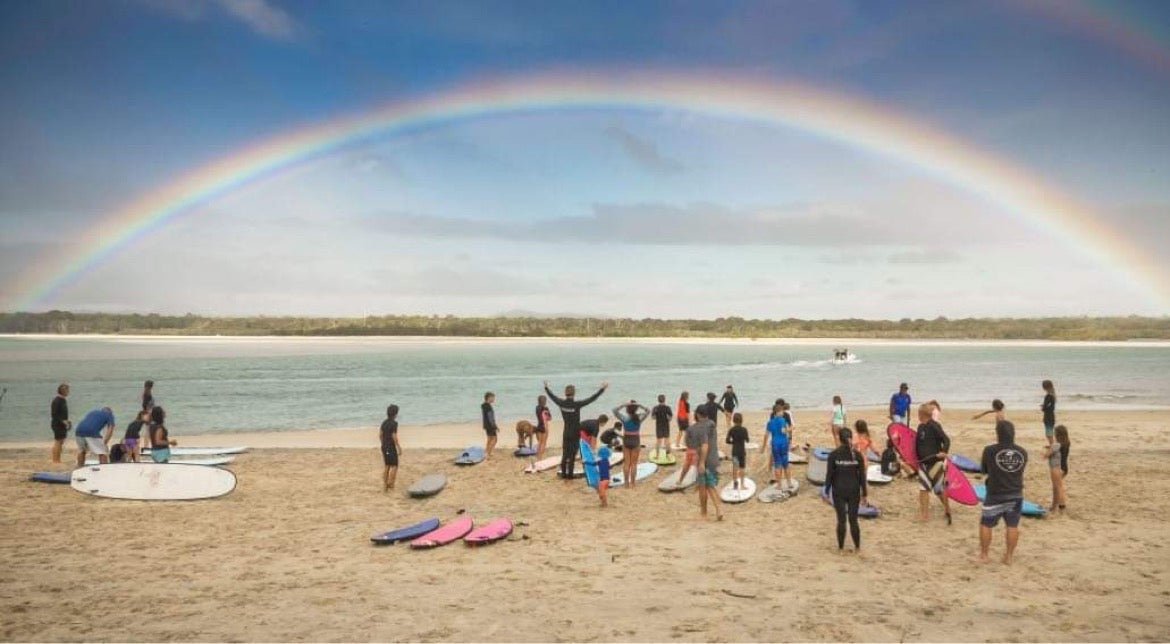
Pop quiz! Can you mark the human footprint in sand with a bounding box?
[979,420,1028,564]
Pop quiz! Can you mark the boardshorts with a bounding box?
[981,498,1023,528]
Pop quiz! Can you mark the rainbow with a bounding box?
[1015,0,1170,74]
[5,70,1168,311]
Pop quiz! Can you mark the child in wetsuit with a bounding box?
[725,412,749,490]
[597,445,612,507]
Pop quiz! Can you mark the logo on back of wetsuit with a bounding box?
[995,448,1025,473]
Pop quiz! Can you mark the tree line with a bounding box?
[1,311,1167,340]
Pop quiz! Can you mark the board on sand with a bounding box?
[973,485,1047,517]
[408,473,447,498]
[866,464,894,484]
[950,454,981,473]
[581,440,600,489]
[821,487,881,518]
[806,447,829,484]
[454,446,486,466]
[142,446,249,456]
[524,456,560,473]
[87,456,235,466]
[719,477,757,503]
[647,447,676,466]
[887,423,919,471]
[758,482,793,503]
[411,516,474,549]
[70,463,236,501]
[787,448,809,464]
[657,465,697,492]
[371,517,441,545]
[611,462,658,487]
[464,518,513,546]
[866,448,881,462]
[945,461,979,505]
[607,450,624,467]
[31,472,71,484]
[514,446,537,457]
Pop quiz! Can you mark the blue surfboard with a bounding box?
[454,446,486,465]
[813,447,832,461]
[513,446,537,457]
[973,485,1047,517]
[950,454,981,473]
[30,472,71,484]
[371,517,442,545]
[580,440,600,489]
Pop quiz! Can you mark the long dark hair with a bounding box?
[1054,425,1070,447]
[150,406,166,425]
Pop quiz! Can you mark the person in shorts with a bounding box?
[613,401,649,488]
[596,445,613,507]
[50,383,71,464]
[149,406,177,463]
[686,408,723,520]
[889,383,911,425]
[1041,380,1057,446]
[914,403,952,523]
[74,407,116,467]
[380,405,401,491]
[763,404,794,491]
[534,394,552,459]
[481,392,498,460]
[980,419,1028,564]
[651,394,673,454]
[674,391,691,449]
[724,412,749,490]
[123,409,150,462]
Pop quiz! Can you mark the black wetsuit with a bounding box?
[481,402,498,437]
[546,385,606,478]
[915,419,950,490]
[50,395,69,440]
[719,391,739,413]
[880,445,900,476]
[651,403,672,440]
[825,445,869,550]
[698,400,722,428]
[725,425,749,468]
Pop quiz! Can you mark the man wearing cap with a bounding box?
[889,383,912,425]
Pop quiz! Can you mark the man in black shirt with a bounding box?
[699,392,723,430]
[544,380,608,479]
[481,392,498,460]
[50,383,71,464]
[980,420,1028,564]
[651,395,672,455]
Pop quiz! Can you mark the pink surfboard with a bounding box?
[945,461,979,506]
[886,423,919,471]
[410,516,474,549]
[463,518,513,546]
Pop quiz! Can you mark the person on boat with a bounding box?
[979,420,1028,564]
[825,426,868,553]
[534,394,552,459]
[49,383,71,464]
[613,401,649,488]
[718,385,739,426]
[915,403,952,524]
[544,380,608,479]
[380,405,401,491]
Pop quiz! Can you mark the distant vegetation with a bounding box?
[1,311,1168,340]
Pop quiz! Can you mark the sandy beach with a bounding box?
[3,408,1169,642]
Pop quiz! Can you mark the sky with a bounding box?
[0,0,1168,319]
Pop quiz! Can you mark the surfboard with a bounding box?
[866,464,894,484]
[806,447,829,484]
[973,485,1047,516]
[745,442,760,451]
[371,517,441,545]
[657,465,697,492]
[866,448,881,462]
[950,454,981,473]
[820,487,881,518]
[464,518,513,546]
[141,446,249,456]
[607,450,624,467]
[70,463,237,501]
[408,473,447,498]
[611,462,658,487]
[410,516,474,549]
[523,455,560,473]
[580,440,600,489]
[454,446,485,466]
[945,461,979,505]
[30,472,71,484]
[757,483,792,503]
[87,456,235,466]
[647,447,676,466]
[513,446,537,457]
[719,477,757,503]
[887,423,919,471]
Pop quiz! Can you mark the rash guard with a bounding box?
[545,386,605,436]
[824,445,868,499]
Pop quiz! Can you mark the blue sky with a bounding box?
[1,0,1168,318]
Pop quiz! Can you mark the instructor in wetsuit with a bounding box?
[545,380,608,479]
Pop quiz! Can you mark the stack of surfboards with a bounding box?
[371,516,514,548]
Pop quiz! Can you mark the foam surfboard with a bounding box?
[464,518,513,546]
[513,446,538,457]
[523,456,560,473]
[887,423,919,471]
[719,477,757,503]
[647,448,676,466]
[611,462,658,487]
[371,517,441,545]
[410,516,474,549]
[70,463,237,501]
[950,454,981,473]
[408,473,447,498]
[580,439,600,489]
[945,461,979,505]
[30,472,71,484]
[657,465,697,492]
[866,464,894,484]
[141,446,249,456]
[974,485,1047,517]
[758,482,793,503]
[454,446,486,465]
[821,487,881,518]
[87,456,235,466]
[867,448,881,462]
[806,447,829,484]
[607,450,624,467]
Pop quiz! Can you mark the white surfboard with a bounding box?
[720,477,757,503]
[523,456,560,473]
[611,462,658,487]
[141,446,249,456]
[71,463,237,501]
[87,456,235,467]
[657,465,698,492]
[867,464,894,484]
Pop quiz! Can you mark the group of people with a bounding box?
[48,380,177,467]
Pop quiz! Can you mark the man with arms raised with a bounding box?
[544,380,608,480]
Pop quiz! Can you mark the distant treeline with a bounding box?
[1,311,1168,340]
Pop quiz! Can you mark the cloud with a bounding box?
[604,126,685,175]
[887,249,964,264]
[371,266,548,297]
[136,0,301,42]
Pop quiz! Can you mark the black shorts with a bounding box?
[731,452,746,469]
[678,419,690,431]
[534,426,547,435]
[622,434,640,450]
[382,448,399,467]
[51,422,68,441]
[655,424,670,439]
[484,427,498,438]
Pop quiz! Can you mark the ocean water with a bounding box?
[1,336,1168,441]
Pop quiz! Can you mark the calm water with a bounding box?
[1,337,1168,441]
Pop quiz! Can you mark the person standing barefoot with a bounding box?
[380,405,401,491]
[1041,380,1057,446]
[688,408,723,521]
[979,420,1028,564]
[481,392,499,460]
[50,383,71,464]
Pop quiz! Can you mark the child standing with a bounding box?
[596,445,613,507]
[534,395,552,459]
[674,391,691,449]
[481,392,498,459]
[123,410,149,462]
[762,404,794,491]
[651,394,673,454]
[380,405,401,491]
[1046,425,1070,513]
[830,395,847,433]
[724,412,750,490]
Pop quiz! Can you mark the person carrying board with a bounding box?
[915,403,952,524]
